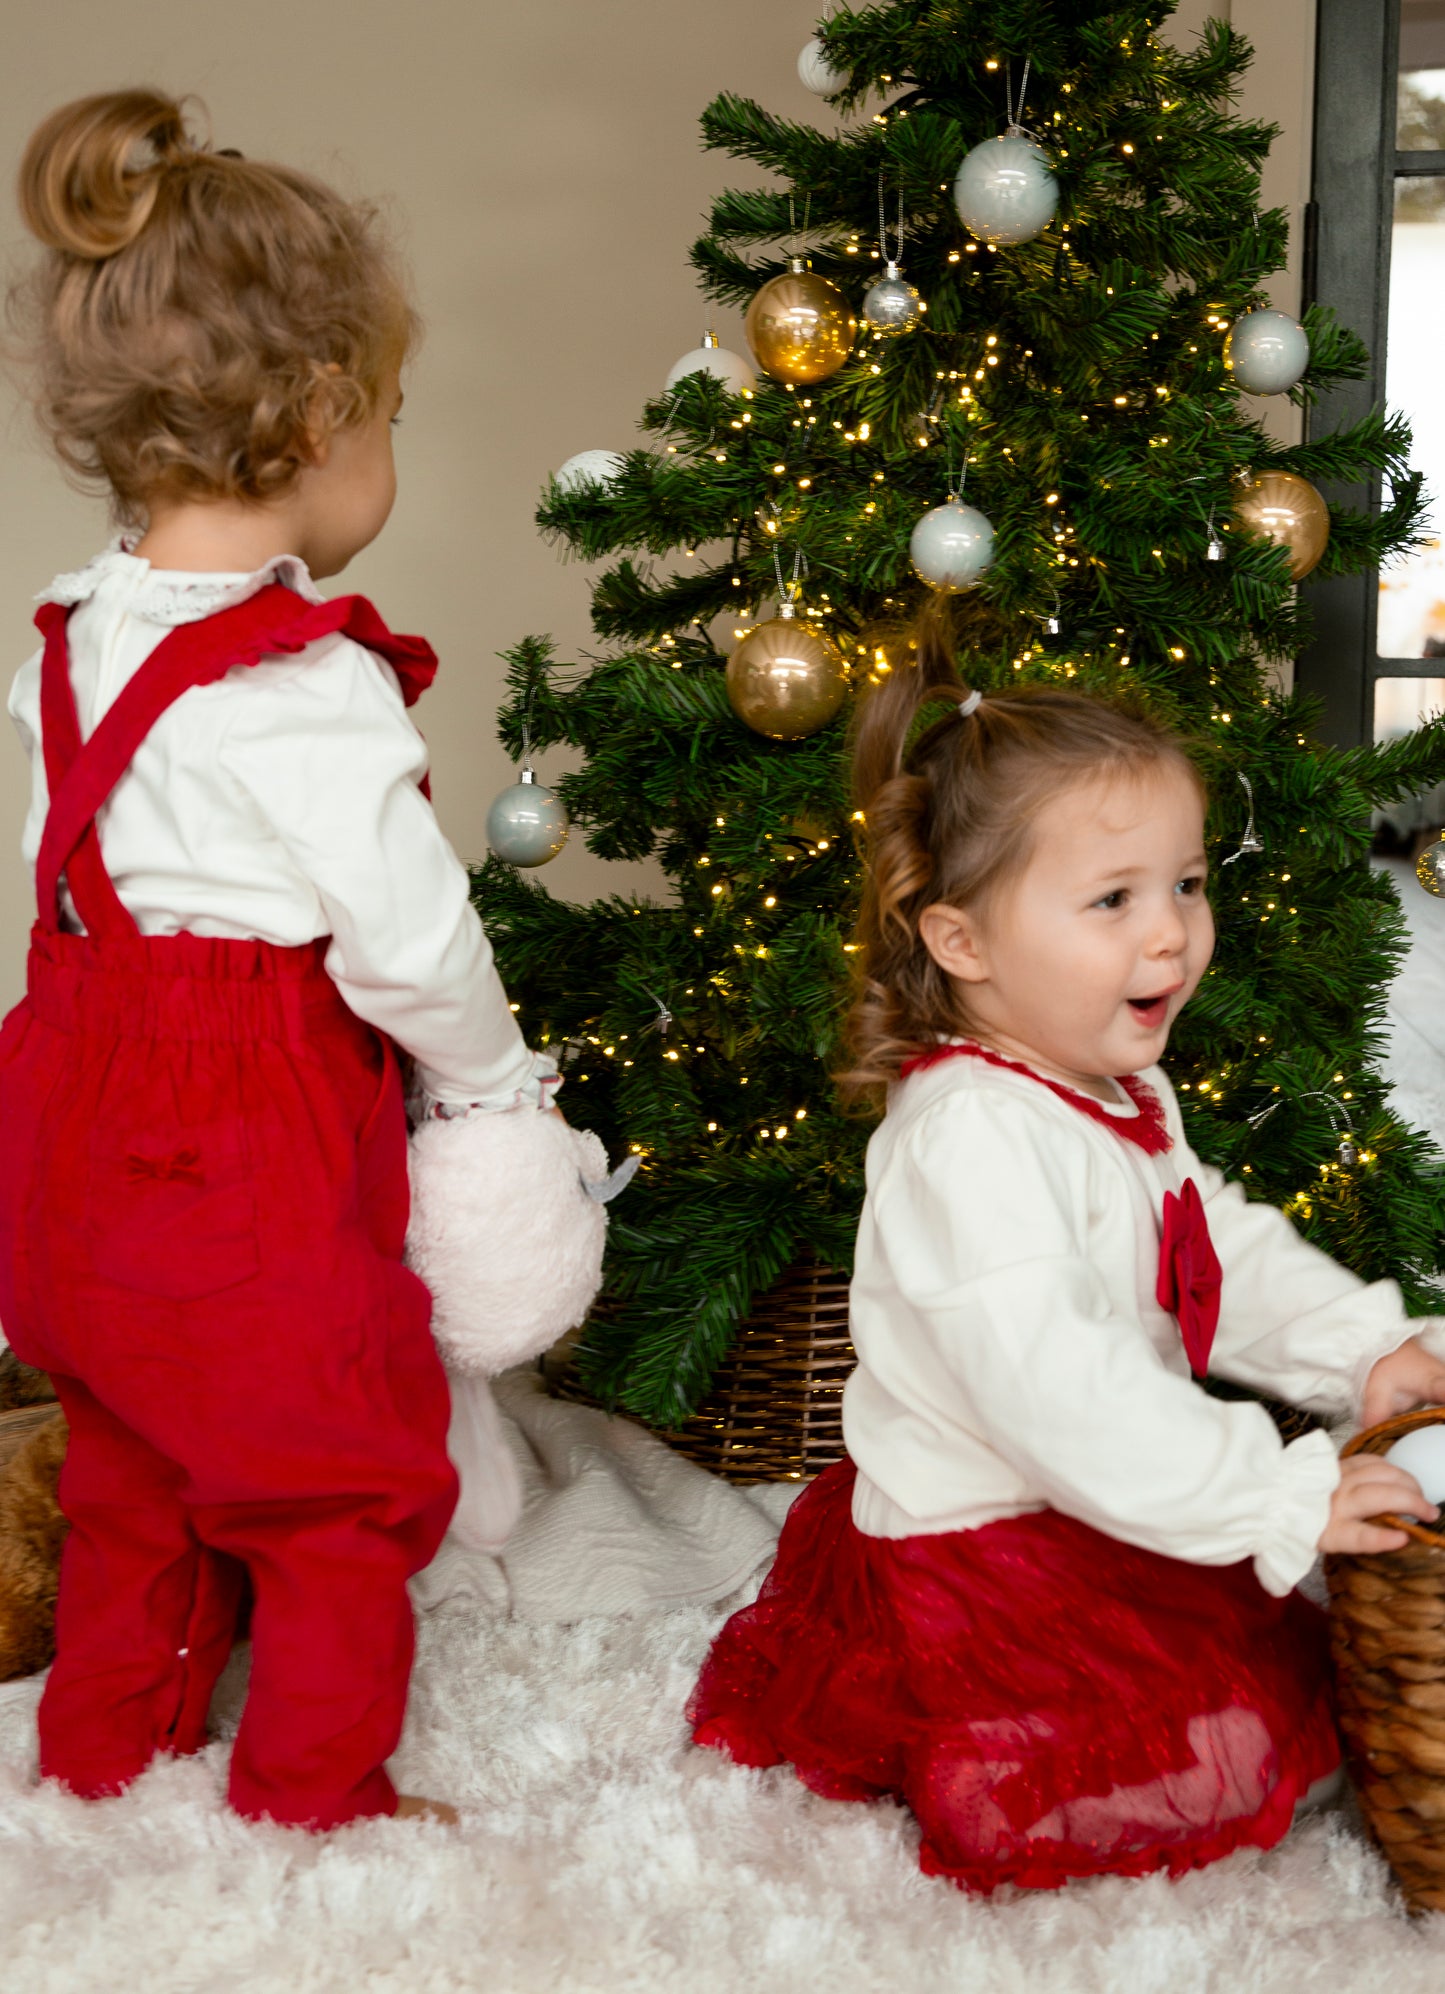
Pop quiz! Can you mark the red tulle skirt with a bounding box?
[689,1460,1339,1893]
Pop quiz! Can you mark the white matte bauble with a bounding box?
[862,263,925,336]
[797,34,847,96]
[665,331,757,396]
[486,770,568,867]
[953,134,1058,246]
[1385,1423,1445,1509]
[1223,309,1311,396]
[554,450,624,494]
[909,499,996,591]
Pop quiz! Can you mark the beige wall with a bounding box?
[0,0,1317,1007]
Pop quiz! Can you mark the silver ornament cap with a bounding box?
[1337,1136,1360,1168]
[909,498,996,592]
[1222,309,1311,396]
[862,263,924,336]
[953,134,1058,246]
[486,768,569,868]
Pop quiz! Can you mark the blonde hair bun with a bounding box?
[19,88,195,261]
[11,87,417,522]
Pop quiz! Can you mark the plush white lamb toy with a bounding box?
[405,1107,636,1553]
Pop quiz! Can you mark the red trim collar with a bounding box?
[898,1041,1172,1155]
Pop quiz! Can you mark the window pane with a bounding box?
[1379,179,1445,654]
[1399,2,1445,144]
[1376,677,1445,740]
[1374,679,1445,845]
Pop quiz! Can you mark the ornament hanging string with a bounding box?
[1005,56,1034,137]
[518,685,538,776]
[788,189,814,251]
[946,443,972,503]
[1221,772,1264,864]
[1247,1087,1358,1166]
[772,538,809,607]
[651,387,715,466]
[643,989,673,1040]
[877,172,905,265]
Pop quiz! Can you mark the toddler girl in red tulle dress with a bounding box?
[690,613,1445,1893]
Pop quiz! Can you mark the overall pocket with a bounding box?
[85,1114,261,1303]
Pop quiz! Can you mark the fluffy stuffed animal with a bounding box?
[0,1102,626,1676]
[404,1105,633,1550]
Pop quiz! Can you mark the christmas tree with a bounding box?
[474,0,1445,1429]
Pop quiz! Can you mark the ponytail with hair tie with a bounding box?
[838,599,1202,1112]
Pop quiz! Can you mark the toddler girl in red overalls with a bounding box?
[0,89,556,1828]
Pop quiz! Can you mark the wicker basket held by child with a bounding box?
[1328,1409,1445,1914]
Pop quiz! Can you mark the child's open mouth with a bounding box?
[1127,993,1174,1029]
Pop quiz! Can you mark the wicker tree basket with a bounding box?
[1327,1408,1445,1914]
[547,1256,854,1484]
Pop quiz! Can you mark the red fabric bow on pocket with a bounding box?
[1156,1177,1222,1377]
[125,1147,205,1187]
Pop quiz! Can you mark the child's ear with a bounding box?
[301,363,346,467]
[918,901,989,984]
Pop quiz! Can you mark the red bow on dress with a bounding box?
[125,1148,205,1187]
[1156,1178,1222,1377]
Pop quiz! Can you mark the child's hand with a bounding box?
[1360,1335,1445,1430]
[1318,1453,1438,1556]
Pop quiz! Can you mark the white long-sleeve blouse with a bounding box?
[8,546,550,1111]
[843,1045,1443,1597]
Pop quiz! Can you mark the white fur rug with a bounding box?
[0,1583,1439,1994]
[0,879,1438,1990]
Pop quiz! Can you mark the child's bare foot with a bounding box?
[394,1793,458,1825]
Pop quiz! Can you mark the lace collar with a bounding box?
[38,535,327,627]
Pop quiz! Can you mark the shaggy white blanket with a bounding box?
[0,1580,1439,1994]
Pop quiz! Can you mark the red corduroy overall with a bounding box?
[0,585,458,1826]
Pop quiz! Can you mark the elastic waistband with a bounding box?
[25,926,361,1044]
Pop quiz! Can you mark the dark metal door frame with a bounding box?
[1298,0,1443,746]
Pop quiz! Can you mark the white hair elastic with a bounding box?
[956,690,983,719]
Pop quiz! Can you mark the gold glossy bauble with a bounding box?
[725,613,848,739]
[744,258,857,385]
[1416,834,1445,898]
[1231,471,1331,581]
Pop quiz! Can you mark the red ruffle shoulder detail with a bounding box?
[899,1039,1171,1155]
[35,582,438,710]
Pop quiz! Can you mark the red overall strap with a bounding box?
[34,584,439,936]
[899,1039,1172,1156]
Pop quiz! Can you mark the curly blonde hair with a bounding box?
[836,602,1205,1113]
[8,88,418,522]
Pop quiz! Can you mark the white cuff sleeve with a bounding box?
[421,1050,562,1116]
[1252,1428,1341,1597]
